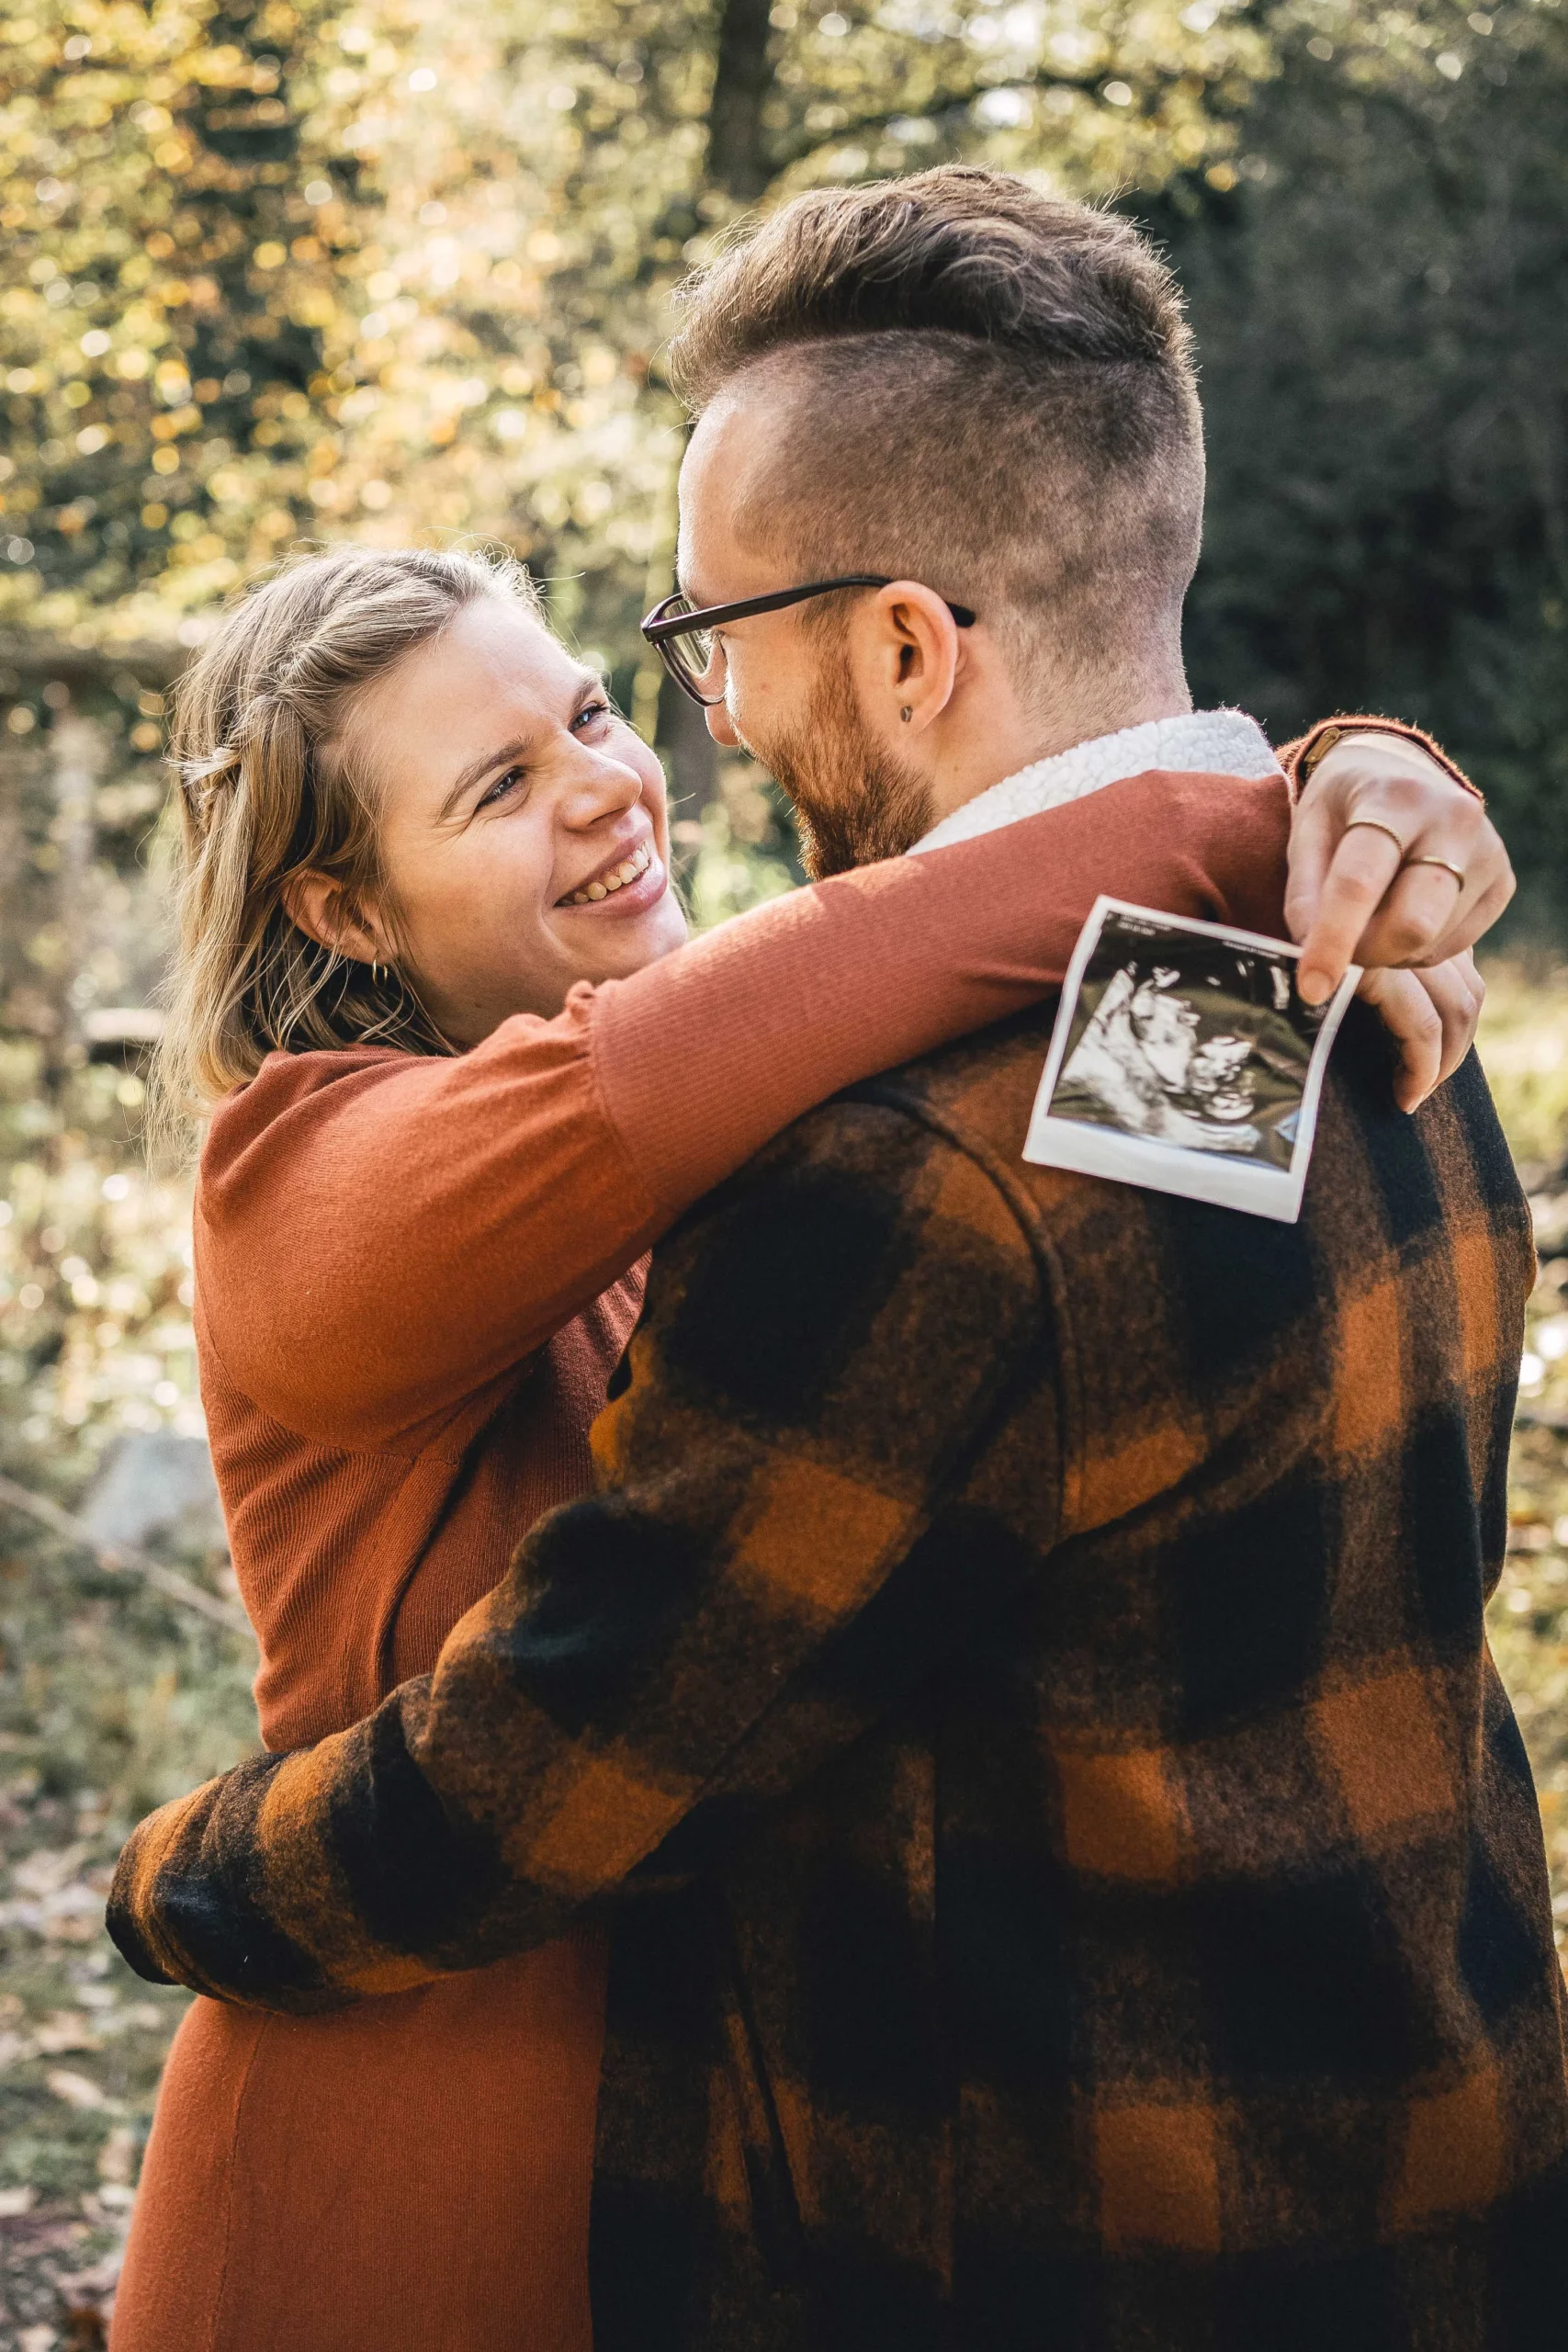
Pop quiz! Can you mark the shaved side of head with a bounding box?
[671,169,1205,705]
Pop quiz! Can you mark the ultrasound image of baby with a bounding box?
[1055,944,1311,1169]
[1024,900,1359,1222]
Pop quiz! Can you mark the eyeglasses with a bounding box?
[640,574,978,708]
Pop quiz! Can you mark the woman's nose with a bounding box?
[557,744,645,828]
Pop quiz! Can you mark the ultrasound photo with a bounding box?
[1022,899,1360,1222]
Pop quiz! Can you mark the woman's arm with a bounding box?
[200,790,1114,1451]
[204,724,1496,1449]
[593,725,1503,1207]
[1279,723,1509,1001]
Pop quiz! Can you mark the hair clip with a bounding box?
[178,747,238,803]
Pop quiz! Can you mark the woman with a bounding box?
[110,544,1489,2351]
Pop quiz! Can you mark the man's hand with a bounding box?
[1359,953,1484,1115]
[1286,732,1514,1006]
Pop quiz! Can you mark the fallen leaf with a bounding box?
[45,2070,106,2111]
[35,2014,101,2056]
[12,1846,88,1899]
[96,2124,138,2186]
[43,1914,103,1945]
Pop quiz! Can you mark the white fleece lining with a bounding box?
[908,709,1281,856]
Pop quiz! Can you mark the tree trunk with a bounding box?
[706,0,775,203]
[657,670,718,838]
[48,709,104,1082]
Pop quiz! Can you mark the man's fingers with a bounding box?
[1357,967,1443,1114]
[1296,825,1404,1005]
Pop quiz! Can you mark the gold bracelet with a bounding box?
[1297,719,1354,786]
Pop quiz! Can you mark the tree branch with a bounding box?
[769,65,1116,175]
[0,1472,251,1634]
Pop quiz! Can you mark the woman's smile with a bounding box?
[558,835,663,912]
[333,596,687,1036]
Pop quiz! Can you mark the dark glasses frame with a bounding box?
[641,574,978,707]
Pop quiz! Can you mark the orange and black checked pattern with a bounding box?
[111,998,1566,2348]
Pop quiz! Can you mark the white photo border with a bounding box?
[1021,896,1361,1224]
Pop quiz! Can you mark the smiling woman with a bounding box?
[153,545,688,1122]
[282,591,687,1042]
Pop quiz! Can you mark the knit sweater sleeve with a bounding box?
[197,712,1465,1450]
[197,796,1134,1452]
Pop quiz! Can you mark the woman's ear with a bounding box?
[280,871,388,966]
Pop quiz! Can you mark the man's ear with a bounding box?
[280,870,388,966]
[865,582,963,735]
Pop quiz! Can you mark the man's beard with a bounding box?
[752,650,935,878]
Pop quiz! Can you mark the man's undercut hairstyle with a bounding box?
[670,167,1205,686]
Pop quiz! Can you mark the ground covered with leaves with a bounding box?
[0,1557,251,2350]
[1,966,1568,2346]
[0,1030,256,2348]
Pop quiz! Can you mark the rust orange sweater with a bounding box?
[112,759,1373,2352]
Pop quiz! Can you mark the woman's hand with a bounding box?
[1286,731,1514,1005]
[1358,953,1484,1114]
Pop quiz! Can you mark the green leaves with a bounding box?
[0,0,1264,669]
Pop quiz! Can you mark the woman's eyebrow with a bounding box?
[436,737,534,822]
[436,674,605,820]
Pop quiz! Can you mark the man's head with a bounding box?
[670,166,1205,872]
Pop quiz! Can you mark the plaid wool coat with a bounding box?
[111,901,1566,2348]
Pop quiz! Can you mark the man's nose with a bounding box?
[705,702,740,748]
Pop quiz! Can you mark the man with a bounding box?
[112,173,1563,2346]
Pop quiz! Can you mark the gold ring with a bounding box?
[1409,854,1466,888]
[1344,819,1409,857]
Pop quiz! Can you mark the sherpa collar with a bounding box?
[909,708,1280,855]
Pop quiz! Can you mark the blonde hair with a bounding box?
[152,544,543,1143]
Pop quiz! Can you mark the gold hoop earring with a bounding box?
[371,960,389,987]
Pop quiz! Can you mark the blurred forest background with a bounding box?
[0,0,1566,2339]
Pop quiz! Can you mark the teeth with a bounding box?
[566,842,653,907]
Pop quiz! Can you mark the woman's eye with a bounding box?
[477,764,526,811]
[573,699,613,735]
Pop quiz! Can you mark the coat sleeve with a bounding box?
[107,1096,1057,2010]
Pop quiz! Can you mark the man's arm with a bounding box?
[109,1096,1052,2010]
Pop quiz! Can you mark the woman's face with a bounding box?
[346,596,687,1044]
